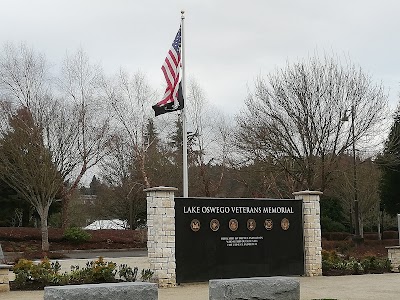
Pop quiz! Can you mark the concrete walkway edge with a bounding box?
[1,256,400,300]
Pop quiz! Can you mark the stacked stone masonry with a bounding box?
[387,246,400,272]
[0,265,10,292]
[145,187,177,287]
[293,191,323,276]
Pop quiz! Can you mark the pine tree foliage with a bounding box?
[379,108,400,216]
[0,107,63,250]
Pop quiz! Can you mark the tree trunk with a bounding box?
[377,211,382,241]
[40,209,50,252]
[138,153,150,188]
[61,163,87,229]
[359,216,364,238]
[61,194,71,229]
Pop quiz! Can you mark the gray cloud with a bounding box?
[1,0,398,115]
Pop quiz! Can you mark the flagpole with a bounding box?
[181,10,189,197]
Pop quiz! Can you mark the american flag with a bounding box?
[152,27,182,116]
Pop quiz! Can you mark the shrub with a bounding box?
[360,256,391,273]
[322,232,352,241]
[63,227,91,244]
[382,231,399,240]
[69,257,117,284]
[141,269,154,282]
[13,258,61,287]
[320,216,346,233]
[13,259,34,286]
[119,264,138,282]
[362,233,380,240]
[322,251,391,275]
[11,257,153,290]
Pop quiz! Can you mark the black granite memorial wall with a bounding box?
[175,197,304,283]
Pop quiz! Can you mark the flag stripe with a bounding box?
[164,58,176,84]
[152,26,183,116]
[168,49,179,67]
[161,65,172,87]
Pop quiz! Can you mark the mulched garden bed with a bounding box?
[0,227,147,260]
[9,281,46,291]
[322,238,398,258]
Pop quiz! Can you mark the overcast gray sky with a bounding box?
[1,0,399,115]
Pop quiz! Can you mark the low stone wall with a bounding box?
[209,277,300,300]
[44,282,158,300]
[0,264,10,293]
[387,246,400,272]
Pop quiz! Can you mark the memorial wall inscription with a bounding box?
[175,198,304,283]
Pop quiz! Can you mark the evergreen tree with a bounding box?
[168,118,183,167]
[0,179,32,227]
[379,108,400,216]
[164,118,184,195]
[0,107,62,250]
[89,175,100,195]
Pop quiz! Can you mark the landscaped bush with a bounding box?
[63,227,91,244]
[321,232,352,241]
[0,228,147,254]
[382,231,399,240]
[0,227,64,242]
[363,233,380,240]
[13,258,61,288]
[322,250,391,276]
[11,257,154,290]
[68,257,117,284]
[360,256,392,273]
[320,216,346,233]
[118,264,138,282]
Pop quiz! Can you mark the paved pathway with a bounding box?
[2,256,400,300]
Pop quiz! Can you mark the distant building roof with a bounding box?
[83,219,129,230]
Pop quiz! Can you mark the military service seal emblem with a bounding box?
[281,218,290,230]
[247,219,256,231]
[264,219,273,230]
[229,219,238,231]
[210,219,220,231]
[190,219,201,232]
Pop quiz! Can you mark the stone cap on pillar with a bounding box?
[0,264,11,271]
[143,186,178,192]
[292,190,323,196]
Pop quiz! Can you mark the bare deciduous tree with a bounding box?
[0,43,48,109]
[328,156,381,237]
[98,71,161,228]
[57,49,112,227]
[186,79,232,196]
[0,44,112,238]
[236,54,388,191]
[101,71,157,189]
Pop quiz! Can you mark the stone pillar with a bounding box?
[386,246,400,272]
[144,186,177,287]
[0,265,10,292]
[293,190,323,276]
